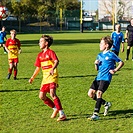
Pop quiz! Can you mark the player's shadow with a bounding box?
[109,109,133,116]
[66,113,91,121]
[0,88,39,93]
[65,109,133,121]
[102,109,133,120]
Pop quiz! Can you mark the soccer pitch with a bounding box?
[0,32,132,133]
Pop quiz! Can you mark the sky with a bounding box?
[83,0,98,11]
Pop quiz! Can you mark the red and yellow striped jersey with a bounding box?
[5,38,21,59]
[35,49,58,85]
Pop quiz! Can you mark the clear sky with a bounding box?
[83,0,98,11]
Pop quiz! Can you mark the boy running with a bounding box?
[5,29,21,80]
[0,26,7,54]
[29,34,66,121]
[88,36,124,121]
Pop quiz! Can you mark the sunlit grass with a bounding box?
[0,32,132,133]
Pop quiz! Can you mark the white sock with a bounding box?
[53,107,57,110]
[59,110,65,116]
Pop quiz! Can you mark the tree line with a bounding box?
[1,0,81,21]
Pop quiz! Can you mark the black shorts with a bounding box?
[90,80,110,93]
[127,40,133,47]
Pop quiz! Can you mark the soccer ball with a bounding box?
[0,6,9,20]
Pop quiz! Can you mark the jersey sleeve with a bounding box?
[16,39,21,49]
[50,50,59,61]
[112,53,122,63]
[34,54,41,67]
[5,39,9,47]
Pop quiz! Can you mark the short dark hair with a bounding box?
[101,36,113,49]
[41,34,53,47]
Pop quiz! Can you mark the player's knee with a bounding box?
[88,90,93,98]
[39,95,45,100]
[96,90,103,98]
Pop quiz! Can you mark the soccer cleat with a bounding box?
[104,102,112,116]
[51,109,59,118]
[7,73,11,79]
[57,115,66,121]
[88,113,99,121]
[14,77,17,80]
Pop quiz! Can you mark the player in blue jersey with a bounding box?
[125,18,133,61]
[88,36,124,121]
[111,24,124,56]
[0,26,7,54]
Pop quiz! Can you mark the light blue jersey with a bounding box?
[96,51,122,82]
[111,31,124,52]
[0,31,6,43]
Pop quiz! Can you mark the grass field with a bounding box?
[0,31,133,133]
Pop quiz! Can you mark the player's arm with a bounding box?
[29,67,40,84]
[125,30,128,43]
[50,59,59,75]
[121,42,124,53]
[94,60,99,71]
[109,61,124,74]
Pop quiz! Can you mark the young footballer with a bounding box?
[125,18,133,61]
[5,29,21,80]
[111,24,124,56]
[88,36,124,121]
[0,26,7,54]
[29,34,66,121]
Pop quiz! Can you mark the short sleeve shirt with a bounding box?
[111,31,124,52]
[96,51,122,82]
[5,38,21,59]
[35,49,58,85]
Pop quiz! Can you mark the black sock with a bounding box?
[93,94,106,105]
[94,98,102,113]
[126,49,130,59]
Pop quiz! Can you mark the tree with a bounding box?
[99,0,132,21]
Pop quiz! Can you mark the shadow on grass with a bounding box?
[109,109,133,116]
[122,67,133,70]
[64,109,133,121]
[21,38,100,47]
[0,88,39,93]
[59,74,96,79]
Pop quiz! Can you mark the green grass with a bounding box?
[0,32,133,133]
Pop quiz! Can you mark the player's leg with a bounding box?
[50,83,66,121]
[7,61,13,79]
[98,81,111,116]
[39,84,55,109]
[13,62,18,80]
[125,40,131,61]
[2,44,7,54]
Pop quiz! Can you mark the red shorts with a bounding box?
[40,83,57,93]
[9,58,19,64]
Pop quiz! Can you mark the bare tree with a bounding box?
[98,0,132,21]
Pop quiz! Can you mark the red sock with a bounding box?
[54,97,63,110]
[14,69,17,77]
[44,97,55,108]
